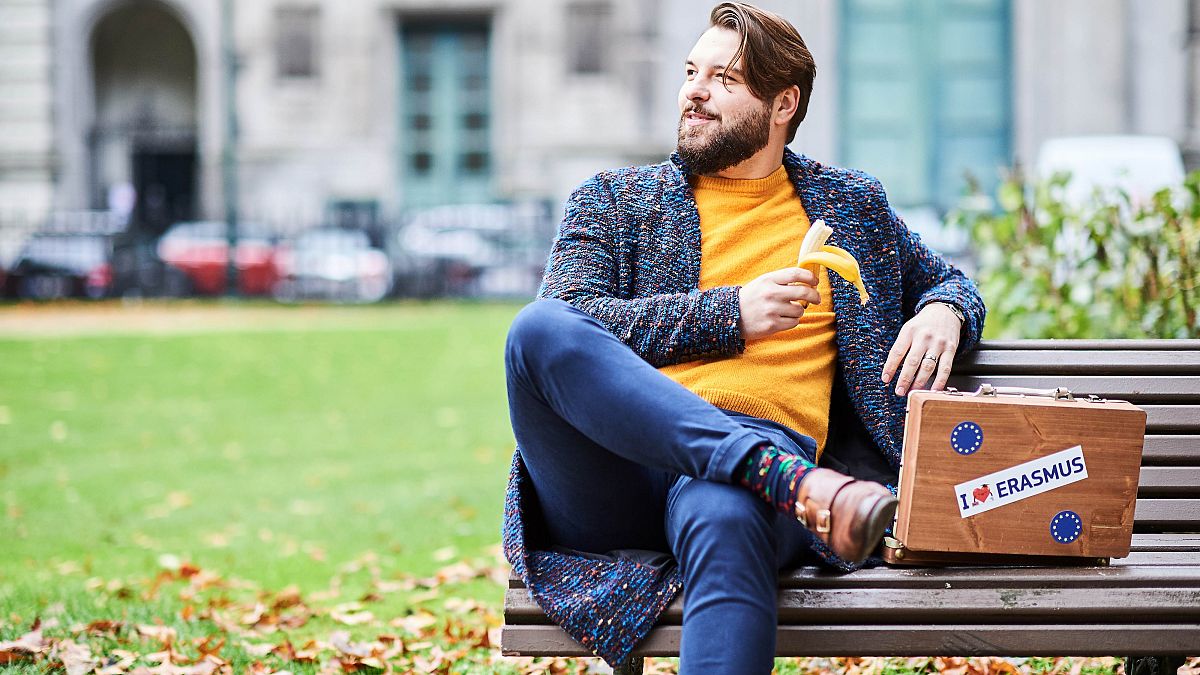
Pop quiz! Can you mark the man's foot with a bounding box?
[794,468,898,565]
[738,444,896,564]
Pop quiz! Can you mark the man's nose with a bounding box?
[682,77,710,103]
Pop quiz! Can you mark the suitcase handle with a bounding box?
[976,383,1075,401]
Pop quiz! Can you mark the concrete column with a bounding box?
[0,0,55,262]
[1128,0,1188,140]
[0,0,55,212]
[1013,0,1128,166]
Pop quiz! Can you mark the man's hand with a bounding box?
[738,267,820,340]
[882,303,963,396]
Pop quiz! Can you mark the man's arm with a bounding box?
[537,175,745,367]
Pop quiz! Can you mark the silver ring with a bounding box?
[922,354,939,362]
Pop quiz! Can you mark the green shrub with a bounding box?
[949,169,1199,338]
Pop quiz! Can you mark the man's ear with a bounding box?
[773,85,801,128]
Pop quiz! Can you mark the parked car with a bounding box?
[392,203,551,298]
[272,228,392,303]
[156,221,280,296]
[108,233,192,298]
[3,232,113,300]
[1035,135,1186,208]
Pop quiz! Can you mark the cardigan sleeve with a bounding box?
[872,182,986,354]
[536,175,746,367]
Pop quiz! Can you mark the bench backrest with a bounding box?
[948,340,1200,535]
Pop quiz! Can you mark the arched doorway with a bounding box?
[90,1,198,236]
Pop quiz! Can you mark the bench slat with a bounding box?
[1127,533,1200,550]
[1139,467,1200,496]
[774,558,1200,588]
[876,403,1195,432]
[1143,406,1199,432]
[771,586,1200,622]
[943,375,1200,402]
[510,557,1200,598]
[775,555,1200,588]
[1134,499,1200,529]
[501,624,1200,657]
[506,537,1200,589]
[1142,435,1200,463]
[955,350,1200,375]
[976,340,1200,351]
[504,585,1200,625]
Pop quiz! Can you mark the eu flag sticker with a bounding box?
[1051,510,1083,543]
[950,421,983,455]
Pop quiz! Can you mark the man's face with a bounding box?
[677,26,773,176]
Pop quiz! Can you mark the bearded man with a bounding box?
[501,3,986,673]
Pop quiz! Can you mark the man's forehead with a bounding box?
[686,26,742,69]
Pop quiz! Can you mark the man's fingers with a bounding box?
[777,302,807,319]
[894,341,929,396]
[930,349,955,391]
[882,330,911,383]
[774,284,819,305]
[763,314,801,333]
[910,350,940,392]
[764,267,817,287]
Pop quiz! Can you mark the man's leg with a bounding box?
[665,478,782,675]
[506,299,770,552]
[663,424,820,675]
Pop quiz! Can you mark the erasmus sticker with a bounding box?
[953,445,1088,518]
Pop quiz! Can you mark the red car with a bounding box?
[157,221,280,296]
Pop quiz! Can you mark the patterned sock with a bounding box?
[737,442,818,515]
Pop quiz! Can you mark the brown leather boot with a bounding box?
[794,468,898,565]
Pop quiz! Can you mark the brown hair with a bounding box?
[709,2,816,142]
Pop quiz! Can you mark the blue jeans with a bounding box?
[506,299,827,674]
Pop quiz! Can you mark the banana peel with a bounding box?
[796,220,870,305]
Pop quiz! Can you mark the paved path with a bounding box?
[0,301,429,337]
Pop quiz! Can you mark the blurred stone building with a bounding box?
[1,0,1198,237]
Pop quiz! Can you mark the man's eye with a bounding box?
[685,69,696,77]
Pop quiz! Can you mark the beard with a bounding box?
[676,100,773,176]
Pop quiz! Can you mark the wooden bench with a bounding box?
[501,340,1200,674]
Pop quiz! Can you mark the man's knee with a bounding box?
[506,298,581,355]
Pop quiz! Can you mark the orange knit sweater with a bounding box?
[658,165,838,458]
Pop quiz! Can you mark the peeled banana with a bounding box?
[797,219,833,261]
[796,219,870,305]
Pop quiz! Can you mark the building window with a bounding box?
[276,7,319,78]
[460,151,488,173]
[566,2,611,75]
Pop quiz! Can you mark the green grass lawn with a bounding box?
[0,301,1135,674]
[0,301,531,673]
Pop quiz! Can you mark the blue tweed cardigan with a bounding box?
[502,149,985,665]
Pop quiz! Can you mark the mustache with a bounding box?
[682,103,721,120]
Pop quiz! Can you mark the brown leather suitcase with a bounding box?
[884,385,1147,566]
